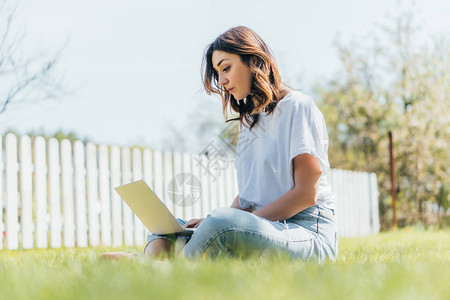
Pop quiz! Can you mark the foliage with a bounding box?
[315,10,450,227]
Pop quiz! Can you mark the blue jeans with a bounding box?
[145,205,338,262]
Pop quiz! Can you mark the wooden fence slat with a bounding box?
[339,170,347,235]
[163,151,174,212]
[110,146,122,247]
[74,141,88,247]
[361,171,368,235]
[142,149,153,240]
[335,169,346,236]
[217,156,228,208]
[153,150,164,203]
[329,170,341,234]
[340,170,348,236]
[132,147,145,246]
[6,134,19,249]
[183,153,196,220]
[328,171,336,224]
[172,152,184,219]
[354,171,362,236]
[61,140,75,247]
[224,163,233,208]
[198,154,211,217]
[335,170,342,235]
[351,171,358,237]
[209,158,219,211]
[98,145,111,246]
[143,149,153,188]
[332,169,340,232]
[35,136,47,248]
[355,171,362,236]
[361,172,370,236]
[121,147,134,246]
[356,171,364,236]
[190,154,203,219]
[350,171,357,237]
[20,136,33,249]
[345,170,351,236]
[348,170,353,236]
[86,143,100,246]
[152,150,164,236]
[343,170,351,237]
[48,138,62,248]
[339,170,346,234]
[217,170,226,208]
[370,173,380,234]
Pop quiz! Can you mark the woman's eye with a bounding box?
[223,66,230,72]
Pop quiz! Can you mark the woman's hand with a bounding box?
[184,218,205,229]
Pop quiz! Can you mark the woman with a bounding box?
[103,26,338,262]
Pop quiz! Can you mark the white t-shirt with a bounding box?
[234,90,336,211]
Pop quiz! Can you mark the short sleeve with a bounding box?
[288,96,330,174]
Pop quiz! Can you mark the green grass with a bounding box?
[0,228,449,300]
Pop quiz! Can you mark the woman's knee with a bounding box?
[183,208,257,259]
[144,238,172,256]
[200,207,244,232]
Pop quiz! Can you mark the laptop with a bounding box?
[114,180,196,236]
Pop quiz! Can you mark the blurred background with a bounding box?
[1,0,449,229]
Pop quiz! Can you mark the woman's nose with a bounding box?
[218,74,228,87]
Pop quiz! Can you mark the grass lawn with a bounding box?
[0,228,449,300]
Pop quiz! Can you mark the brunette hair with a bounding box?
[201,26,292,130]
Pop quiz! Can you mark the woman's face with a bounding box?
[212,50,253,101]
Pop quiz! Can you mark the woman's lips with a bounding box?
[228,88,234,92]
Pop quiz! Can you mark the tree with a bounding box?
[316,8,450,227]
[0,0,67,115]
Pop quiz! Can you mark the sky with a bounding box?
[1,0,449,153]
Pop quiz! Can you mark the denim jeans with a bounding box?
[145,205,338,262]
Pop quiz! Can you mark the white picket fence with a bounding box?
[0,133,379,250]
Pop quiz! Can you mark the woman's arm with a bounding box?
[252,153,322,221]
[230,194,255,213]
